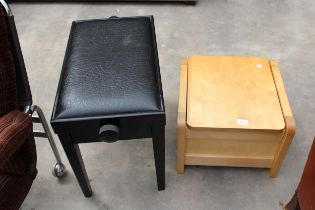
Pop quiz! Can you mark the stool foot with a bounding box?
[176,165,185,174]
[152,125,165,191]
[58,134,92,197]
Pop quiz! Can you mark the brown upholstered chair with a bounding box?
[0,1,66,208]
[0,0,66,176]
[284,137,315,210]
[0,5,37,209]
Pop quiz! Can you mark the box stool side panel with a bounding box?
[177,58,188,173]
[269,61,296,177]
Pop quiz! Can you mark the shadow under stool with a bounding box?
[50,16,165,197]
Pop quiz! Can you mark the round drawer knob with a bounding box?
[99,124,120,143]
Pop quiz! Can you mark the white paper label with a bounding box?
[236,119,249,125]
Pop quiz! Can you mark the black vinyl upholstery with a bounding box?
[52,16,164,122]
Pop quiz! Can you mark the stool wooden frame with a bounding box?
[177,57,295,177]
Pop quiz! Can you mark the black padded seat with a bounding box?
[51,16,165,197]
[52,17,164,121]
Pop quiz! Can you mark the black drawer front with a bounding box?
[68,117,162,143]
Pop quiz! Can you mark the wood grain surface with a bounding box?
[187,56,285,130]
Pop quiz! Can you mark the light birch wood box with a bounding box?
[177,56,295,177]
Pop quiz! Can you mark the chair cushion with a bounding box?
[0,110,36,176]
[0,173,34,210]
[52,16,164,122]
[0,8,18,117]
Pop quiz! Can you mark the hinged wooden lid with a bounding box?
[186,56,285,130]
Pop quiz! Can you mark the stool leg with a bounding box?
[152,125,165,191]
[176,113,186,173]
[58,134,92,197]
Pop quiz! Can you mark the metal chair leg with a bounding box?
[26,105,67,177]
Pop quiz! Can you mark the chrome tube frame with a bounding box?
[0,0,12,16]
[25,105,66,177]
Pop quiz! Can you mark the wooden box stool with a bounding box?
[177,56,295,177]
